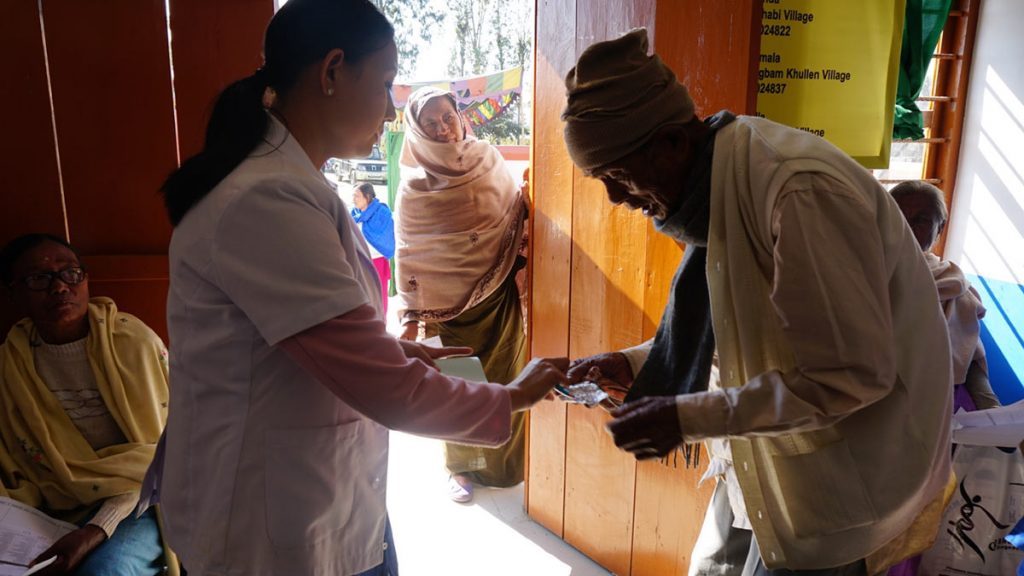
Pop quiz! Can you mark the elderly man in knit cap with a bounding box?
[564,29,953,576]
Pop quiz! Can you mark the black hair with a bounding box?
[0,233,82,285]
[890,180,948,226]
[161,0,394,226]
[354,182,376,201]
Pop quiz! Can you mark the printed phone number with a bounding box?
[759,82,788,94]
[762,24,792,37]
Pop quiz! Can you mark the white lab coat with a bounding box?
[161,116,389,576]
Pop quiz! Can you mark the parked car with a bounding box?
[333,145,387,184]
[323,157,344,176]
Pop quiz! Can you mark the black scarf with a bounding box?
[623,111,734,469]
[626,111,735,404]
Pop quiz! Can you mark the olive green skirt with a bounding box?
[431,270,527,487]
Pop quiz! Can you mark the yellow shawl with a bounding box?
[0,297,167,510]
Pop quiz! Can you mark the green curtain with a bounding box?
[384,130,405,297]
[893,0,953,140]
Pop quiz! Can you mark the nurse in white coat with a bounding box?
[153,1,567,574]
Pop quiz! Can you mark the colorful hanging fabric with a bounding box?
[391,66,524,129]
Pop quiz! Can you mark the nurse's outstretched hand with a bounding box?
[398,339,473,369]
[507,357,570,412]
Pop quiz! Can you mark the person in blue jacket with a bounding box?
[351,182,395,314]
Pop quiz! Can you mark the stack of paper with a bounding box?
[0,497,75,576]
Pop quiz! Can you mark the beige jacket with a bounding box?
[660,117,951,570]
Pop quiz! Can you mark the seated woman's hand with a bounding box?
[30,525,106,576]
[397,339,472,369]
[507,357,570,412]
[567,352,633,388]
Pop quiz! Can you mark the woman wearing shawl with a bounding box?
[887,181,1000,576]
[0,234,176,576]
[891,181,999,412]
[396,87,528,502]
[351,182,396,314]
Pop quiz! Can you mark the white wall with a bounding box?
[946,0,1024,399]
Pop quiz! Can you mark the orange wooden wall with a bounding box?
[0,0,272,343]
[527,1,762,574]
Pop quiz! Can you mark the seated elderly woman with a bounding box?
[0,234,175,576]
[891,181,999,411]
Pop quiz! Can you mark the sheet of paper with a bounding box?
[20,556,57,576]
[0,563,26,576]
[952,399,1024,447]
[419,336,444,348]
[434,356,488,383]
[0,497,76,567]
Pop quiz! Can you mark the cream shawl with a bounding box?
[925,252,987,385]
[0,298,168,511]
[396,87,525,323]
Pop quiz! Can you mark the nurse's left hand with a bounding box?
[398,340,473,369]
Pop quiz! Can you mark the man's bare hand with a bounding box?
[566,352,634,387]
[607,396,683,460]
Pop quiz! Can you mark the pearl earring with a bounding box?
[327,88,335,96]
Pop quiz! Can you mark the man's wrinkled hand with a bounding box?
[606,396,683,460]
[567,352,633,387]
[30,525,106,576]
[398,339,473,369]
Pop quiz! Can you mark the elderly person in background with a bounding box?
[891,180,998,411]
[396,86,528,503]
[351,182,395,315]
[563,29,953,575]
[0,234,174,576]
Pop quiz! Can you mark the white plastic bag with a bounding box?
[920,445,1024,576]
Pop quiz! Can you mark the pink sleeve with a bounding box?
[278,304,512,447]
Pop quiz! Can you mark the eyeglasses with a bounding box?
[14,266,87,292]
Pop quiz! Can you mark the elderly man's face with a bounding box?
[588,129,690,221]
[895,193,944,251]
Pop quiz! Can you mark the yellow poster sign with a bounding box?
[757,0,906,168]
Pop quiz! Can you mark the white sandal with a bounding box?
[447,474,474,503]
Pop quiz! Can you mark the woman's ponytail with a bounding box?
[161,0,394,227]
[161,73,269,226]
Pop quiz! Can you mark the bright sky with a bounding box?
[400,0,457,82]
[275,0,472,83]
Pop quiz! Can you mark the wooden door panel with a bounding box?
[563,405,636,576]
[562,4,656,574]
[529,1,763,573]
[527,0,578,537]
[84,255,169,341]
[169,0,273,161]
[631,459,715,575]
[0,1,67,338]
[42,0,177,255]
[654,0,761,116]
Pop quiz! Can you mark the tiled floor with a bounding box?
[382,288,609,575]
[386,430,612,576]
